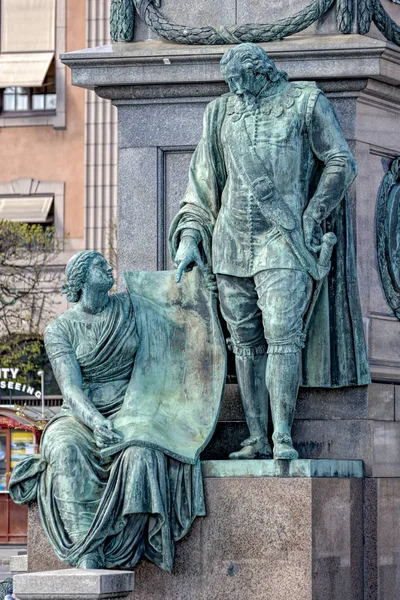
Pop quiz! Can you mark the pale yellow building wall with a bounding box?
[0,0,86,242]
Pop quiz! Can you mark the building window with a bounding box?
[2,87,29,112]
[0,423,37,545]
[0,428,35,492]
[0,0,65,129]
[0,177,64,240]
[1,61,56,113]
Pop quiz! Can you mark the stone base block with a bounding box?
[132,468,363,600]
[10,554,28,575]
[25,462,363,600]
[13,569,134,600]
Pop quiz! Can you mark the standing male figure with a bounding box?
[169,43,370,460]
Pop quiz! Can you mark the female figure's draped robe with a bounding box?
[9,294,205,571]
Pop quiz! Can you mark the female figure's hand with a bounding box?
[93,416,122,448]
[50,353,122,446]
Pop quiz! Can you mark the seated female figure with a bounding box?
[9,251,205,571]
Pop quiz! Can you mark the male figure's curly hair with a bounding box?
[61,250,102,303]
[220,43,288,83]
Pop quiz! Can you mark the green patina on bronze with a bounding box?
[103,267,226,463]
[110,0,400,47]
[169,43,370,462]
[8,252,225,571]
[202,459,364,479]
[110,0,135,43]
[376,156,400,319]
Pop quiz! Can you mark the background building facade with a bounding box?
[0,0,117,548]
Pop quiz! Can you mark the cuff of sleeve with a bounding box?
[304,205,325,225]
[180,229,201,244]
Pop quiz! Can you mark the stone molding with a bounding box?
[61,35,400,92]
[202,458,364,478]
[9,554,28,576]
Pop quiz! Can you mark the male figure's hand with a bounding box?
[303,212,323,254]
[175,237,206,283]
[93,416,121,448]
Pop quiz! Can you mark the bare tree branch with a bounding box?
[0,220,63,377]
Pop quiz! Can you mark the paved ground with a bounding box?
[0,546,26,581]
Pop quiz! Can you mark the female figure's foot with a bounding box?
[76,551,103,570]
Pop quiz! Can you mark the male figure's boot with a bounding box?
[229,352,272,459]
[267,351,300,460]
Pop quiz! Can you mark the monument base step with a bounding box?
[202,458,364,478]
[9,554,28,576]
[13,569,134,600]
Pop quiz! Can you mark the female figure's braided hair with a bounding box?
[61,250,102,303]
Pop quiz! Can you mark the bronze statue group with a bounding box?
[8,44,369,572]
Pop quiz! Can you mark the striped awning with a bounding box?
[1,0,56,53]
[0,195,53,222]
[0,0,56,88]
[0,52,54,88]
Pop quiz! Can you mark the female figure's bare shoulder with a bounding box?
[44,251,123,354]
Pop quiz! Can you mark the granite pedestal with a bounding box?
[24,386,400,600]
[26,460,363,600]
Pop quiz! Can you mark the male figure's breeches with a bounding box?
[216,269,313,356]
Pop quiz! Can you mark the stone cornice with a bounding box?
[61,34,400,94]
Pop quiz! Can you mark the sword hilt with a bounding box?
[303,232,338,338]
[318,232,337,268]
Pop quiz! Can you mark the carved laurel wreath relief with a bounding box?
[110,0,400,46]
[377,158,400,320]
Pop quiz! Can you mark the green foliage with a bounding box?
[0,220,62,381]
[0,578,13,598]
[0,332,44,383]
